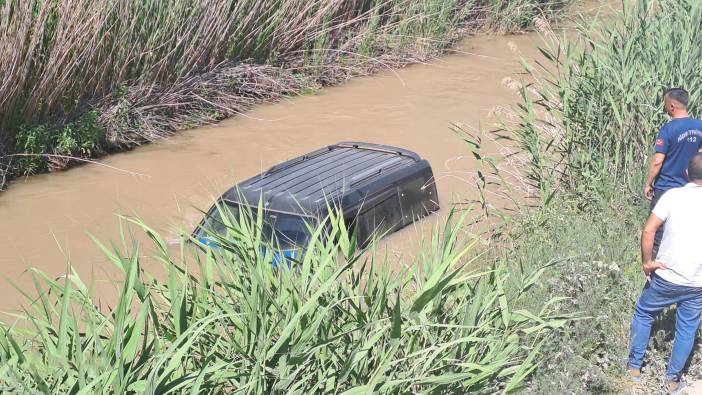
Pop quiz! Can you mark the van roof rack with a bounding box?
[222,142,424,215]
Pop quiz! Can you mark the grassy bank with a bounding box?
[471,0,702,392]
[0,208,570,393]
[0,0,568,190]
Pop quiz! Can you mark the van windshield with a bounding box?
[196,202,313,250]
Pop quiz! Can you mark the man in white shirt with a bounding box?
[627,153,702,394]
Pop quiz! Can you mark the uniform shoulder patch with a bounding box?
[656,138,665,147]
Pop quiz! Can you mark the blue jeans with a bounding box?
[628,274,702,380]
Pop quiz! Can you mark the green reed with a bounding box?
[500,0,702,204]
[0,205,568,393]
[0,0,567,187]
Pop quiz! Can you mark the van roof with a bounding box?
[221,142,426,216]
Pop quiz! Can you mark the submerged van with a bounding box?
[194,142,439,258]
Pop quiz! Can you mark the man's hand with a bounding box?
[643,260,667,280]
[644,184,654,201]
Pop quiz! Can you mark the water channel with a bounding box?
[0,33,546,312]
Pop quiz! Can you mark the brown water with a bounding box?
[0,34,546,312]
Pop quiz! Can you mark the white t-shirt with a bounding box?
[653,183,702,287]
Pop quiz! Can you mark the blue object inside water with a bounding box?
[268,248,297,269]
[198,237,218,248]
[198,237,296,268]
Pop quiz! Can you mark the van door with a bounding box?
[398,171,438,225]
[356,192,403,246]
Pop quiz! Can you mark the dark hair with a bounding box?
[665,87,689,108]
[688,153,702,181]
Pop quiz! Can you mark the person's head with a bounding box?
[663,88,689,116]
[687,153,702,183]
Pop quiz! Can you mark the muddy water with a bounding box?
[0,34,545,312]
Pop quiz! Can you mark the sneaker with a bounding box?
[627,367,642,383]
[666,378,687,395]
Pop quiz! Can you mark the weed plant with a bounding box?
[511,0,702,203]
[465,0,702,392]
[0,206,569,393]
[0,0,568,187]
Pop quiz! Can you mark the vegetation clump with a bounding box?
[14,111,105,173]
[464,0,702,391]
[0,0,568,188]
[0,209,569,393]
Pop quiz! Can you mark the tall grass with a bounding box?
[0,0,567,187]
[0,206,569,393]
[456,0,702,390]
[502,0,702,204]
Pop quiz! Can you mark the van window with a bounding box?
[196,202,239,238]
[358,194,402,245]
[264,212,313,250]
[399,174,433,222]
[196,203,313,250]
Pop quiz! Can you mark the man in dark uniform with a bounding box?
[643,88,702,252]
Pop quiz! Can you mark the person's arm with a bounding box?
[641,212,666,280]
[644,126,669,200]
[644,153,666,200]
